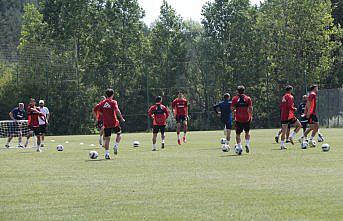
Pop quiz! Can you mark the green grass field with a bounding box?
[0,129,342,221]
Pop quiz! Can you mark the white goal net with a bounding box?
[0,120,30,138]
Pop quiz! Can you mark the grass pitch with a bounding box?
[0,129,342,221]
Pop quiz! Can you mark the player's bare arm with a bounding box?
[116,109,125,122]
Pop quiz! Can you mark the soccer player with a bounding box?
[274,126,291,143]
[5,103,26,148]
[25,98,43,152]
[172,92,188,145]
[279,85,302,150]
[231,85,253,153]
[303,84,323,146]
[148,96,170,151]
[93,89,125,159]
[94,96,106,147]
[297,95,308,142]
[38,100,50,147]
[213,93,232,148]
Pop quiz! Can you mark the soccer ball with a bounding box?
[133,141,140,148]
[234,145,243,155]
[56,145,64,151]
[220,138,227,145]
[301,141,308,149]
[221,144,229,152]
[310,140,317,148]
[89,150,99,159]
[321,143,330,152]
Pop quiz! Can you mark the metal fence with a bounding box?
[318,88,343,128]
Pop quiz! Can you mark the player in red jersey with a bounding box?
[303,84,321,146]
[93,89,125,159]
[279,85,302,150]
[94,96,106,148]
[25,98,44,152]
[148,96,170,151]
[172,92,189,145]
[231,85,253,153]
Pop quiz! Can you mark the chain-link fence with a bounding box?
[318,88,343,128]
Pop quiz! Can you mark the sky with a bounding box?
[138,0,262,25]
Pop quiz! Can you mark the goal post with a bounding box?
[0,120,37,148]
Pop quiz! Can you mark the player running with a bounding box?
[94,96,106,148]
[148,96,170,151]
[231,85,253,153]
[25,98,44,152]
[38,100,50,147]
[279,85,302,150]
[172,92,188,145]
[303,84,323,146]
[5,103,26,148]
[93,89,125,159]
[213,93,232,149]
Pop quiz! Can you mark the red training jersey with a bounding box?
[172,98,188,116]
[96,111,103,121]
[27,105,40,127]
[232,94,252,123]
[280,93,296,121]
[148,103,170,126]
[93,98,119,128]
[307,91,317,115]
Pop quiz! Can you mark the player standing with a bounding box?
[172,92,188,145]
[297,95,308,142]
[148,96,170,151]
[25,98,43,152]
[93,89,125,159]
[213,93,232,148]
[5,103,26,148]
[303,84,323,146]
[279,85,302,150]
[38,100,50,147]
[94,96,106,147]
[231,85,253,153]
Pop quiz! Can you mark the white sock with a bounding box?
[162,139,165,144]
[290,131,296,138]
[114,142,119,150]
[237,143,242,148]
[177,134,180,140]
[152,144,156,149]
[246,139,250,146]
[105,150,109,155]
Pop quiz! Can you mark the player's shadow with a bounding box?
[220,154,244,157]
[85,159,110,162]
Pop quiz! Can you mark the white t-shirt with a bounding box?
[38,106,50,125]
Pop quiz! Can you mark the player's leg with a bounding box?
[235,121,243,149]
[152,126,158,151]
[113,126,121,155]
[275,128,282,143]
[161,126,166,149]
[280,123,288,149]
[6,123,16,148]
[176,116,181,145]
[286,124,291,143]
[318,129,324,142]
[35,127,41,152]
[244,122,251,153]
[288,119,302,145]
[104,128,111,159]
[99,127,104,147]
[6,135,13,148]
[182,118,187,143]
[24,127,33,148]
[309,116,319,145]
[299,120,308,143]
[225,120,232,146]
[39,125,46,147]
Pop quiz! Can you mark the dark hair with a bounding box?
[105,89,114,98]
[224,93,230,99]
[155,96,162,103]
[237,85,245,94]
[285,85,293,92]
[310,84,318,91]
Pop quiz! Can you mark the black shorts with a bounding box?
[300,116,308,129]
[235,121,250,134]
[308,114,318,124]
[281,118,297,125]
[153,125,166,134]
[97,120,103,130]
[104,126,121,137]
[29,126,40,135]
[222,119,233,130]
[175,115,187,124]
[39,124,47,134]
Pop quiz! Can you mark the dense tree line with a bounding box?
[0,0,342,134]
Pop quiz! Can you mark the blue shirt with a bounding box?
[213,100,232,121]
[11,107,26,120]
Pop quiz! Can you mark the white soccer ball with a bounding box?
[220,138,227,145]
[301,141,308,149]
[89,150,99,159]
[310,140,317,148]
[221,144,229,152]
[133,141,140,148]
[235,145,243,155]
[56,145,64,151]
[321,143,330,152]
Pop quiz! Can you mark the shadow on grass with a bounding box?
[220,154,244,157]
[85,159,114,162]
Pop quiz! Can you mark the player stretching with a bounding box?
[6,103,26,148]
[148,96,170,151]
[280,85,302,150]
[213,93,232,149]
[172,92,188,145]
[25,98,43,152]
[94,96,106,147]
[303,85,323,146]
[38,100,50,147]
[231,86,253,153]
[93,89,125,159]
